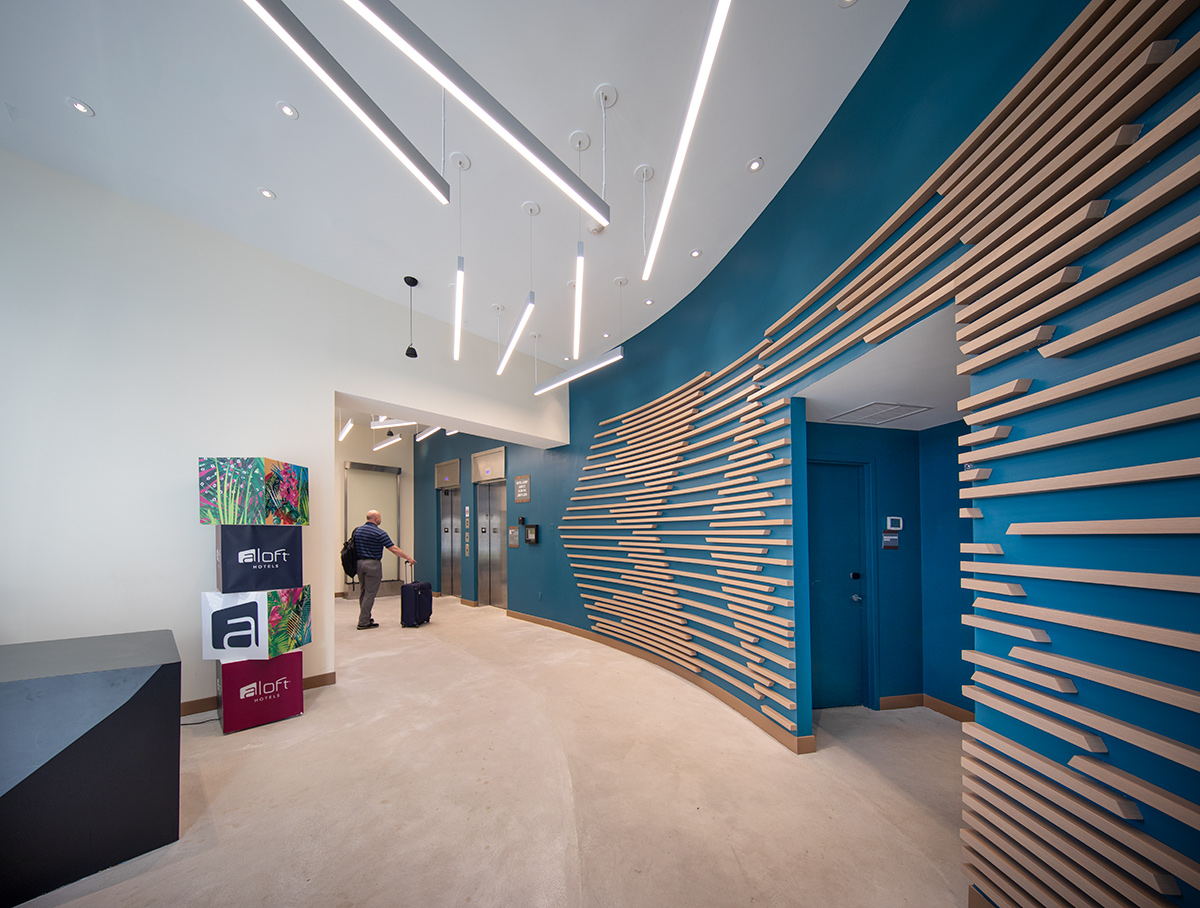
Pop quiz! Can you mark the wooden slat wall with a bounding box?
[560,4,1199,902]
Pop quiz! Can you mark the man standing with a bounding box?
[353,510,415,629]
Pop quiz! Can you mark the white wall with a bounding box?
[332,417,414,597]
[0,150,568,702]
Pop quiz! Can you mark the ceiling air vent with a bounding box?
[828,402,932,426]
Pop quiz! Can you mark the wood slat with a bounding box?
[957,267,1082,329]
[1011,646,1200,713]
[963,779,1176,908]
[754,683,797,711]
[1070,755,1200,832]
[963,650,1077,693]
[962,457,1200,499]
[962,558,1200,594]
[960,214,1200,353]
[1040,272,1200,357]
[964,723,1143,820]
[1007,517,1200,535]
[973,596,1200,652]
[965,755,1184,896]
[962,543,1005,554]
[960,380,1034,412]
[959,147,1200,312]
[962,578,1027,597]
[962,614,1049,642]
[962,686,1105,752]
[961,425,1013,445]
[961,397,1200,464]
[960,469,994,482]
[869,39,1200,345]
[741,641,796,669]
[761,704,798,732]
[961,508,984,518]
[958,326,1058,375]
[974,670,1200,771]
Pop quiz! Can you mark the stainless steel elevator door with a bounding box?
[439,487,462,597]
[477,482,507,608]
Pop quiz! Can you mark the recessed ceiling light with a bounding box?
[602,332,610,338]
[690,249,702,258]
[67,98,94,117]
[276,101,299,119]
[258,187,276,199]
[838,0,860,7]
[644,298,654,306]
[746,156,764,173]
[563,356,570,362]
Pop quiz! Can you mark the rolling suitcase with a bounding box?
[400,562,433,627]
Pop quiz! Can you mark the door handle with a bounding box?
[851,594,863,602]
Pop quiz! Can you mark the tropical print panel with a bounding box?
[199,457,309,525]
[268,585,311,658]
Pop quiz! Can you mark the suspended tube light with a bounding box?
[241,0,449,205]
[497,293,536,376]
[533,346,623,396]
[340,0,609,225]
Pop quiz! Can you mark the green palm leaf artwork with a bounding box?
[268,585,311,658]
[199,457,308,525]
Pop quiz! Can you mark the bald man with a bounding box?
[352,509,415,629]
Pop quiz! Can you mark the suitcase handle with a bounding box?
[404,560,414,583]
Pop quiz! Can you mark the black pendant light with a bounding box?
[405,275,419,358]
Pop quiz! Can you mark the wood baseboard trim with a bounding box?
[304,671,336,691]
[181,670,337,716]
[507,609,815,754]
[460,598,480,607]
[924,694,975,722]
[181,696,218,716]
[879,694,924,710]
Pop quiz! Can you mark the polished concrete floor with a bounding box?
[26,598,968,907]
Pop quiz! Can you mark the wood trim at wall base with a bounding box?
[925,694,976,723]
[181,670,336,716]
[181,696,218,717]
[460,599,480,607]
[506,609,815,754]
[879,694,924,710]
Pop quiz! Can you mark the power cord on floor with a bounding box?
[181,716,220,726]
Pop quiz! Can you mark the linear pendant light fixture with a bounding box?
[241,0,449,205]
[372,432,404,451]
[337,417,354,441]
[534,346,623,396]
[339,0,610,226]
[642,0,733,281]
[415,426,442,442]
[573,241,585,360]
[453,256,465,361]
[497,293,536,376]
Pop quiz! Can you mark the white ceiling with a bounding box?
[3,0,969,433]
[0,0,913,359]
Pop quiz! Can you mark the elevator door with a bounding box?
[477,482,507,608]
[439,487,462,597]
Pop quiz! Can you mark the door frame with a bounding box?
[807,457,882,710]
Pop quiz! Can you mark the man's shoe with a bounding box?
[356,621,380,630]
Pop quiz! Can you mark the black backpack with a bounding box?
[340,532,357,577]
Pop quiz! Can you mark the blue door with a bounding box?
[808,461,866,708]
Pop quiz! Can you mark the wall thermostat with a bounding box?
[886,516,903,531]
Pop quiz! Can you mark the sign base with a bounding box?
[217,650,303,734]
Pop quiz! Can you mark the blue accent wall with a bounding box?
[806,422,923,706]
[918,420,973,713]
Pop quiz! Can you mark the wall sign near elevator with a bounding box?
[514,475,531,503]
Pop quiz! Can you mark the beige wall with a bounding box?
[0,150,567,702]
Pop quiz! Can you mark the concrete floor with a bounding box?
[25,598,968,908]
